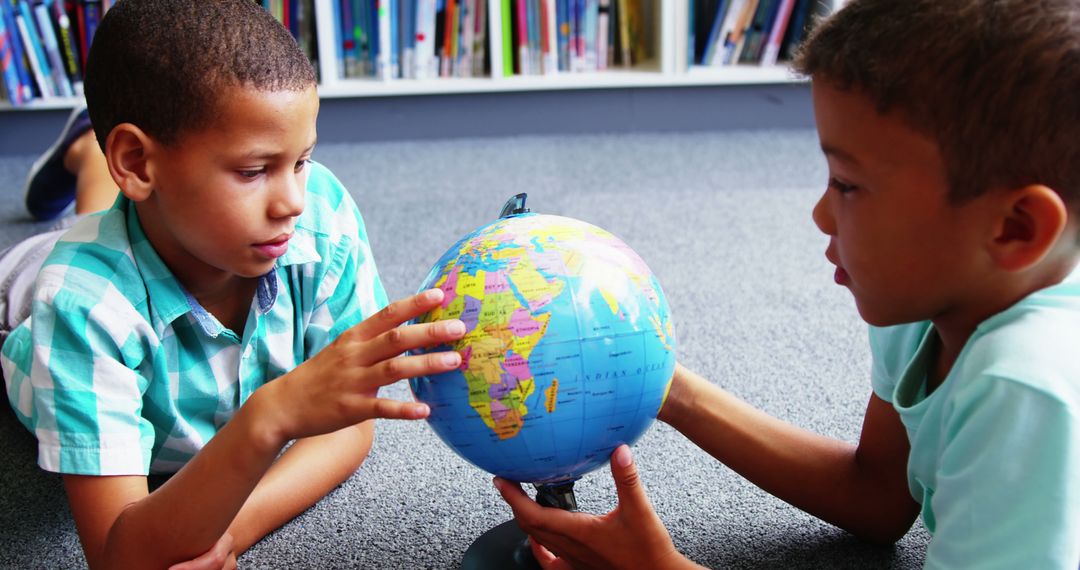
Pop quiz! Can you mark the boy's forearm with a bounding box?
[659,364,917,542]
[660,365,854,500]
[227,421,375,552]
[98,388,289,567]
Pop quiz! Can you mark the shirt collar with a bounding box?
[123,197,298,335]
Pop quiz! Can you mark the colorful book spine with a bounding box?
[1,0,33,102]
[414,0,435,78]
[585,0,598,69]
[526,0,538,73]
[595,0,608,70]
[777,0,810,61]
[615,0,628,67]
[0,0,24,103]
[513,0,526,74]
[48,0,81,92]
[375,0,390,78]
[725,0,757,64]
[499,0,511,76]
[82,0,100,59]
[554,0,567,71]
[541,0,555,73]
[701,0,730,65]
[32,0,73,96]
[738,0,777,63]
[356,0,372,75]
[470,0,484,75]
[15,0,54,97]
[340,0,356,77]
[458,0,472,77]
[759,0,793,66]
[400,0,414,78]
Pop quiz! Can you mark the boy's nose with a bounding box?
[270,174,305,219]
[812,189,835,235]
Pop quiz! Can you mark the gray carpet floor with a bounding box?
[0,130,931,569]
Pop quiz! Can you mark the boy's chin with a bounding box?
[854,304,922,328]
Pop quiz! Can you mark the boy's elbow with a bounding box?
[849,514,917,546]
[857,526,911,547]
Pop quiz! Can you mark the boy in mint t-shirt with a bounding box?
[0,1,466,567]
[495,1,1080,568]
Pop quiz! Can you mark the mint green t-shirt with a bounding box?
[870,270,1080,569]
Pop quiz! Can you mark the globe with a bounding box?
[410,196,676,489]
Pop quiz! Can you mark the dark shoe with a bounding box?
[23,105,93,221]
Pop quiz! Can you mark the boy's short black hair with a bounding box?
[794,0,1080,210]
[84,0,317,150]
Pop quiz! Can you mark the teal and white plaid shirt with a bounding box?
[1,162,388,476]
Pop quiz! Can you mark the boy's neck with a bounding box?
[928,252,1080,393]
[188,277,260,334]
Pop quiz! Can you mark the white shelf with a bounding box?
[316,65,798,98]
[2,0,823,111]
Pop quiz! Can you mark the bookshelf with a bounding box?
[0,0,841,109]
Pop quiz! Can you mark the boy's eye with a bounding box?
[294,158,312,173]
[238,168,265,179]
[828,177,859,194]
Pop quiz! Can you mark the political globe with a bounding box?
[410,200,676,487]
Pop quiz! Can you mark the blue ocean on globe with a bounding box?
[410,211,676,485]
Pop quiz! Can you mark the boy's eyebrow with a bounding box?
[820,144,861,166]
[241,141,318,160]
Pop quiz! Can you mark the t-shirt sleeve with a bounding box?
[923,376,1080,568]
[303,171,389,358]
[27,282,155,475]
[868,322,930,403]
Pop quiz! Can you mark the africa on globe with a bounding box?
[410,195,676,489]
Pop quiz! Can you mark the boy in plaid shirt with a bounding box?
[1,1,464,567]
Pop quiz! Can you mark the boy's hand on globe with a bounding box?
[256,288,466,443]
[494,445,702,570]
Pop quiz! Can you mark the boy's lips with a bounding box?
[825,249,849,285]
[254,234,292,259]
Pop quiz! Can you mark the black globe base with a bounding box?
[460,519,541,570]
[460,481,578,570]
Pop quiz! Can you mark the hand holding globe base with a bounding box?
[461,481,578,570]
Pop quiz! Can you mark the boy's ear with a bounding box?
[104,123,156,202]
[989,185,1068,272]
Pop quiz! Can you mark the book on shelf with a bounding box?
[32,0,74,97]
[1,0,33,103]
[15,0,56,99]
[759,0,794,66]
[48,0,82,93]
[691,0,823,68]
[324,0,644,80]
[0,0,321,105]
[0,0,832,107]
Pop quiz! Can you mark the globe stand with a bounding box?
[460,481,577,570]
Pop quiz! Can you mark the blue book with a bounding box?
[0,0,24,103]
[32,0,72,96]
[47,0,82,89]
[399,0,412,77]
[687,0,694,66]
[701,0,730,66]
[340,0,355,77]
[0,0,32,102]
[83,0,100,51]
[554,0,567,70]
[393,0,401,76]
[778,0,810,61]
[354,0,371,75]
[15,0,55,97]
